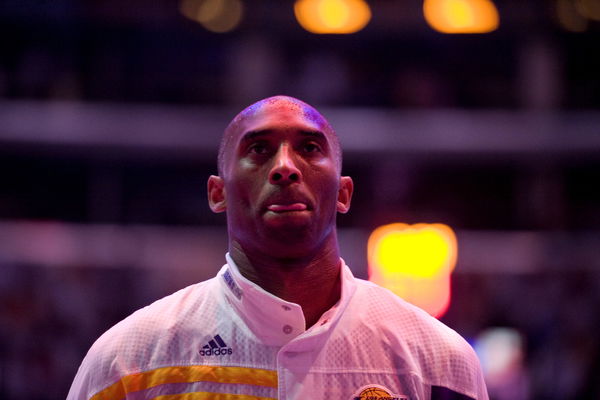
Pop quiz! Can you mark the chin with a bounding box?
[265,222,312,239]
[262,224,317,247]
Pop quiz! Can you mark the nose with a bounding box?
[269,144,302,185]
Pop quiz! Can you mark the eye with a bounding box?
[303,142,322,153]
[248,142,269,155]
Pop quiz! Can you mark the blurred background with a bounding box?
[0,0,599,399]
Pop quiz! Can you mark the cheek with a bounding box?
[307,168,340,200]
[313,159,339,184]
[227,170,266,208]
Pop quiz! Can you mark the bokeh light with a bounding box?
[294,0,372,34]
[368,223,457,317]
[474,328,529,399]
[575,0,600,21]
[423,0,499,34]
[556,0,589,32]
[180,0,244,33]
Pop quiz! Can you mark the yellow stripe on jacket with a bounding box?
[90,365,278,400]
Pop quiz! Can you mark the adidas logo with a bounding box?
[199,334,233,356]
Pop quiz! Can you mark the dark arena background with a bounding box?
[1,1,599,399]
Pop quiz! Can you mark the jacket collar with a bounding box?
[218,253,357,347]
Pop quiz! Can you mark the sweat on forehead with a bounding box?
[229,96,329,133]
[218,96,341,176]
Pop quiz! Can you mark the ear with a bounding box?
[208,175,226,213]
[336,176,353,214]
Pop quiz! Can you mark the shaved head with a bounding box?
[218,96,342,177]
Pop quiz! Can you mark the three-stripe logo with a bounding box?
[199,334,233,356]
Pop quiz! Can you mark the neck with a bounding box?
[229,236,342,328]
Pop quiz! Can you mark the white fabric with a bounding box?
[68,255,488,400]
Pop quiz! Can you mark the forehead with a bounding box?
[227,98,335,146]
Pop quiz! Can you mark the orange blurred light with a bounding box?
[294,0,371,34]
[556,0,589,32]
[368,223,457,318]
[423,0,499,34]
[180,0,243,33]
[575,0,600,21]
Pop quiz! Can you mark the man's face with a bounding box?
[210,97,352,258]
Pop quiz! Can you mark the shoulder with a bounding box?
[348,279,486,398]
[67,278,218,400]
[351,278,464,338]
[98,277,218,346]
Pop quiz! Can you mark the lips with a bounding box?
[267,203,308,212]
[263,192,312,214]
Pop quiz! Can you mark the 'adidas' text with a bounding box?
[199,334,233,356]
[199,347,233,356]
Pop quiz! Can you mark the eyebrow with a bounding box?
[240,129,327,143]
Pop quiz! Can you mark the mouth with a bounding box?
[266,203,308,213]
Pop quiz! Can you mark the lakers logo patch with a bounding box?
[351,384,409,400]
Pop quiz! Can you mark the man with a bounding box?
[68,96,488,400]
